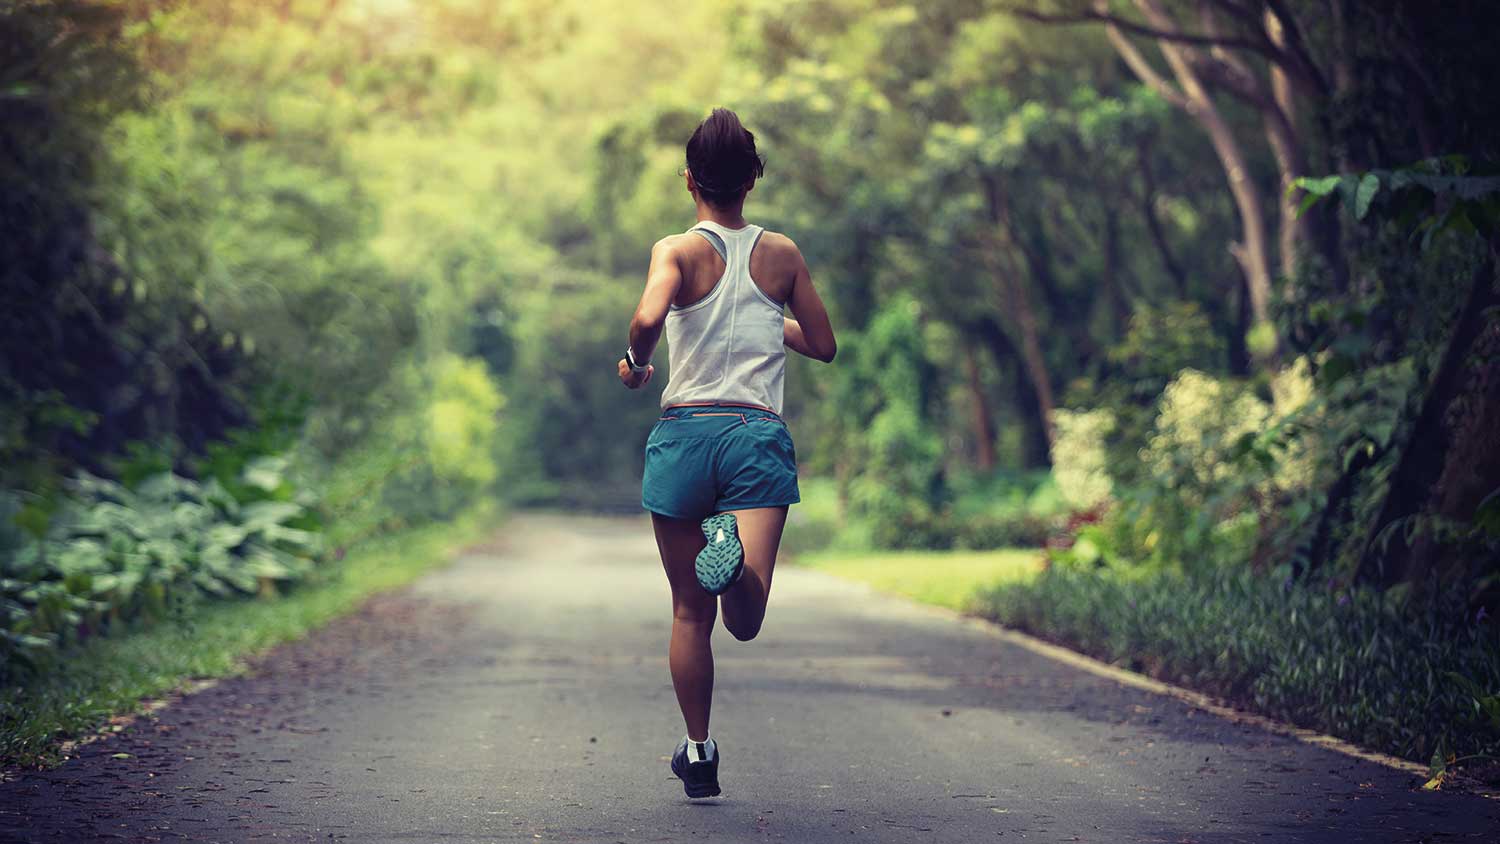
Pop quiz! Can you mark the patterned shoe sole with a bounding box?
[695,513,744,596]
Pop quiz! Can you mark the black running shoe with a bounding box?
[670,738,722,798]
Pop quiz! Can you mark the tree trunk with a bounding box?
[1101,203,1128,330]
[1101,0,1279,361]
[1357,242,1499,588]
[979,178,1059,447]
[1259,6,1347,292]
[1002,275,1056,451]
[964,343,997,472]
[1136,138,1190,298]
[1404,322,1500,591]
[970,316,1054,468]
[993,187,1099,365]
[1227,270,1252,376]
[1262,7,1305,284]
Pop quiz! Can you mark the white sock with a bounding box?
[685,734,716,762]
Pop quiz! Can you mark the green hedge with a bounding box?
[977,563,1500,767]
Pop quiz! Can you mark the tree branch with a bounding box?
[1011,0,1329,100]
[1006,3,1278,57]
[1262,0,1330,97]
[1094,5,1188,108]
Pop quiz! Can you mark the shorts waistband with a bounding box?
[662,401,780,416]
[659,402,782,421]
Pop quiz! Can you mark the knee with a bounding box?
[673,603,716,629]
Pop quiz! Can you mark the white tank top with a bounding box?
[659,220,787,413]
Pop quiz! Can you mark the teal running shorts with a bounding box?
[642,404,801,519]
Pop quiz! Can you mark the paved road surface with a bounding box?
[3,514,1496,842]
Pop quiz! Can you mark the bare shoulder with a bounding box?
[651,233,697,258]
[756,230,808,274]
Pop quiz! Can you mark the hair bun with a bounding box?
[686,107,765,206]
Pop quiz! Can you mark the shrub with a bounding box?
[328,355,507,528]
[826,470,1064,552]
[1064,362,1324,571]
[978,561,1500,766]
[1051,408,1115,512]
[947,511,1054,549]
[1,457,322,678]
[426,354,504,488]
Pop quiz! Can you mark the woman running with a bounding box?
[617,107,837,799]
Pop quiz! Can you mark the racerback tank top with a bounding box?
[659,219,787,413]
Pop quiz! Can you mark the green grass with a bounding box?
[1,501,500,769]
[795,547,1044,611]
[976,564,1500,769]
[780,477,844,554]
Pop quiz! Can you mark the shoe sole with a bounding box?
[695,513,743,596]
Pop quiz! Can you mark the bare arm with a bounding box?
[619,238,684,389]
[784,247,836,363]
[783,318,816,358]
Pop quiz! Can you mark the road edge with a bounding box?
[1,508,502,780]
[839,578,1432,781]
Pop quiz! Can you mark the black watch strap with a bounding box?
[625,346,649,372]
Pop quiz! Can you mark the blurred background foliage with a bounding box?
[2,0,1498,772]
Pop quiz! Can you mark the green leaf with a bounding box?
[1292,175,1340,218]
[1293,174,1341,197]
[1474,488,1500,537]
[1354,172,1380,220]
[243,550,293,580]
[240,456,288,494]
[239,501,302,527]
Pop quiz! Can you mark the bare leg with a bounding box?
[652,513,715,740]
[719,506,788,642]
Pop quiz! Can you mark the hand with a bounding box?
[618,358,654,389]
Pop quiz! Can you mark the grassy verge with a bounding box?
[977,564,1500,770]
[1,501,500,769]
[793,544,1500,775]
[794,547,1043,611]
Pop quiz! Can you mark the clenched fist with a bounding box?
[618,358,655,389]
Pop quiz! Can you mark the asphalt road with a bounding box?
[3,513,1497,843]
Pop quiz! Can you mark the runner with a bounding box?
[617,107,837,799]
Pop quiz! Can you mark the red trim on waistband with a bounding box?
[663,401,780,416]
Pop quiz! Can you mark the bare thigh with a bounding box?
[652,513,715,622]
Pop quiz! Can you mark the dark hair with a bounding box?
[685,107,765,207]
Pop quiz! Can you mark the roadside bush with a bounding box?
[947,511,1055,549]
[1072,363,1323,571]
[943,472,1063,549]
[326,355,506,530]
[1,457,322,678]
[820,470,1063,552]
[1051,408,1115,513]
[977,562,1500,766]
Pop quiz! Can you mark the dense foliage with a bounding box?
[1,459,319,674]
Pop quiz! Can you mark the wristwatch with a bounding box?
[625,346,649,373]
